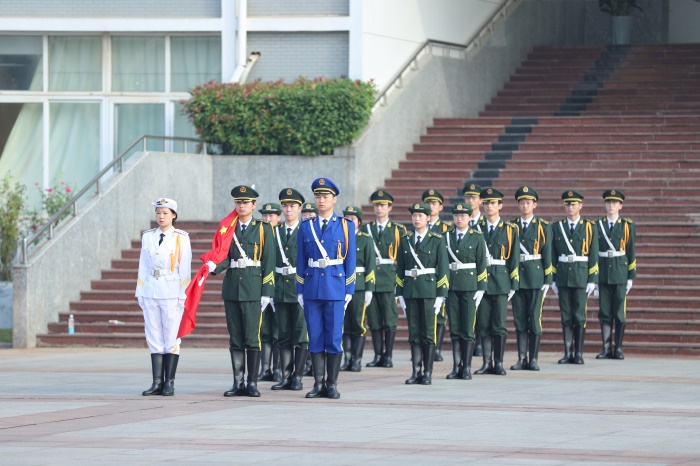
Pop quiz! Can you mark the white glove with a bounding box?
[207,260,216,273]
[507,290,515,302]
[541,284,550,299]
[433,297,445,315]
[364,291,373,306]
[473,290,484,309]
[137,297,145,309]
[177,298,185,313]
[269,297,276,312]
[626,279,633,295]
[586,283,596,297]
[297,294,304,308]
[397,296,406,314]
[551,282,559,296]
[260,296,271,311]
[344,294,353,310]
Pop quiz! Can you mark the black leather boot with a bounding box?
[434,324,446,362]
[382,329,396,367]
[573,324,585,365]
[446,340,462,379]
[614,321,626,360]
[596,323,613,359]
[528,333,541,371]
[350,335,365,372]
[224,349,246,397]
[326,353,343,399]
[405,344,423,384]
[272,341,282,382]
[305,352,327,398]
[246,350,262,397]
[557,325,574,364]
[366,329,384,367]
[271,346,294,390]
[258,341,273,381]
[510,331,528,370]
[474,335,493,375]
[161,353,179,396]
[142,353,165,396]
[291,347,308,391]
[340,333,352,371]
[492,334,507,376]
[474,331,483,357]
[421,345,436,385]
[462,341,475,380]
[303,354,313,376]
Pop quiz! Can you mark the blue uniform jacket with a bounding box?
[296,214,357,300]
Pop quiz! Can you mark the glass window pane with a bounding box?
[114,103,165,159]
[173,101,198,152]
[0,36,43,91]
[49,103,100,193]
[49,36,102,91]
[0,103,43,208]
[171,36,221,92]
[112,36,164,92]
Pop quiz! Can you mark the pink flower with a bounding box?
[65,187,72,193]
[46,188,53,193]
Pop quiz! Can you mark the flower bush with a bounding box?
[181,77,375,156]
[29,174,76,230]
[0,174,27,281]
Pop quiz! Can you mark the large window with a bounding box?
[0,36,42,91]
[171,36,221,92]
[49,36,102,92]
[0,103,43,206]
[112,36,165,92]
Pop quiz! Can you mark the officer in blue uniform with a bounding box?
[296,178,356,399]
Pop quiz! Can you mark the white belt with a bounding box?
[405,268,436,277]
[487,258,506,266]
[520,254,542,262]
[558,254,588,263]
[150,269,176,279]
[229,258,261,268]
[275,266,297,275]
[599,250,626,258]
[450,262,476,271]
[356,267,365,273]
[308,258,344,268]
[376,258,395,265]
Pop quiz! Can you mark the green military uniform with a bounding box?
[445,203,488,380]
[509,186,553,372]
[365,190,407,368]
[257,202,281,382]
[464,181,487,357]
[396,203,449,385]
[474,188,519,376]
[552,190,599,365]
[596,189,636,360]
[212,185,276,398]
[340,206,376,372]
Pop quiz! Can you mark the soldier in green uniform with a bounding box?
[473,188,519,376]
[258,202,282,382]
[364,190,407,368]
[596,189,636,360]
[340,206,376,372]
[271,189,310,391]
[509,187,553,371]
[463,182,486,357]
[301,203,318,219]
[551,190,599,365]
[209,185,276,397]
[396,203,450,385]
[444,203,487,380]
[422,189,451,361]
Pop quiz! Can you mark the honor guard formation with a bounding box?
[137,181,636,398]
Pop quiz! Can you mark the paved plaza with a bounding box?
[0,347,699,465]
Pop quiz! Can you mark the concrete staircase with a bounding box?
[37,44,700,356]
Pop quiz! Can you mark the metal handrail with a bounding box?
[20,135,206,264]
[373,0,520,107]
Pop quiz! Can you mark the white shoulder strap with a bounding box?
[366,223,384,260]
[559,221,577,256]
[598,220,616,251]
[310,220,330,260]
[275,226,291,266]
[446,232,462,265]
[408,238,427,271]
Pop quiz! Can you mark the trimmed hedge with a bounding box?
[181,78,375,156]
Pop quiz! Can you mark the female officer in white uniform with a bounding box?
[136,198,192,396]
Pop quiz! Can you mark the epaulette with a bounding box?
[504,221,517,228]
[405,231,414,237]
[358,231,372,237]
[142,228,156,234]
[428,232,443,238]
[470,229,483,235]
[540,219,549,225]
[174,229,189,236]
[624,218,633,224]
[397,223,408,231]
[257,219,269,224]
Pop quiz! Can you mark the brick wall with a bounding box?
[248,0,349,16]
[0,0,220,18]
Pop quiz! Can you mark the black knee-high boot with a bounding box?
[446,340,462,379]
[142,353,165,396]
[305,352,327,398]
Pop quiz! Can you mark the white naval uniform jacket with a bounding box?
[135,227,192,300]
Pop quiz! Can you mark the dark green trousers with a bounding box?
[344,291,368,336]
[406,298,438,346]
[366,291,398,331]
[511,288,544,334]
[447,290,477,342]
[224,300,263,350]
[260,303,278,343]
[476,293,507,337]
[558,286,588,328]
[598,283,627,325]
[275,302,308,349]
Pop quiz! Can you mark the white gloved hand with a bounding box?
[137,297,145,309]
[586,283,596,297]
[507,290,516,302]
[344,294,353,311]
[269,297,276,312]
[398,296,406,311]
[207,260,216,273]
[177,298,185,313]
[473,290,485,309]
[297,294,304,308]
[541,284,550,299]
[626,279,633,295]
[364,291,373,306]
[433,297,445,315]
[260,296,271,311]
[551,282,559,296]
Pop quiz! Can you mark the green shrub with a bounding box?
[181,77,375,156]
[0,174,27,281]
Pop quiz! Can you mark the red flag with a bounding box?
[177,210,239,338]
